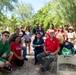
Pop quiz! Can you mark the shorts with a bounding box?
[25,39,31,43]
[0,57,7,62]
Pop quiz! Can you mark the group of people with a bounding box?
[0,23,76,72]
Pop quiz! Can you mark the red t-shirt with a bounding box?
[10,42,22,61]
[44,37,60,52]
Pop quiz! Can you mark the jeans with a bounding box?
[34,49,43,64]
[37,52,55,70]
[22,46,27,58]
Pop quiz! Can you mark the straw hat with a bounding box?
[68,26,74,30]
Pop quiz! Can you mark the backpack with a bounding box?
[62,47,72,55]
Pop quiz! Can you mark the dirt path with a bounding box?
[0,50,56,75]
[8,53,40,75]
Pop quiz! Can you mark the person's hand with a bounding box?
[37,45,41,47]
[18,57,24,60]
[51,52,54,55]
[2,53,7,58]
[44,51,50,55]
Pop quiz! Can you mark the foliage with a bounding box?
[33,0,76,30]
[0,0,76,32]
[14,2,34,19]
[0,0,18,13]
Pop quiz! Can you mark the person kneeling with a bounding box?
[10,35,24,67]
[0,31,13,71]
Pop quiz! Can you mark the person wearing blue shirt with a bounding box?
[33,32,44,65]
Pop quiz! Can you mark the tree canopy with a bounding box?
[0,0,76,32]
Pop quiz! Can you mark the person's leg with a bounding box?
[42,54,55,70]
[37,52,47,66]
[5,61,10,66]
[25,43,27,54]
[34,50,39,65]
[13,59,24,67]
[7,52,13,62]
[0,61,5,68]
[22,46,28,60]
[27,43,31,54]
[4,61,12,71]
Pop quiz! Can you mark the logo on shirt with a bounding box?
[16,46,21,50]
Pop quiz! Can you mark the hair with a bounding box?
[25,25,30,32]
[34,32,41,39]
[50,24,54,29]
[33,32,41,44]
[50,24,54,27]
[2,31,10,35]
[14,28,19,32]
[58,25,64,32]
[13,35,21,43]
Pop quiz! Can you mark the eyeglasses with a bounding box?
[50,32,54,34]
[4,35,10,37]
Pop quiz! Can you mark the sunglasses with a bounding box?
[4,35,10,37]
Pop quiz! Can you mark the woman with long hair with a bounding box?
[10,35,24,66]
[24,25,32,55]
[33,32,44,65]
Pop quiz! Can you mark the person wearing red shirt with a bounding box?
[37,30,60,71]
[10,35,24,66]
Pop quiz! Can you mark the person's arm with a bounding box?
[44,46,50,55]
[51,47,60,55]
[13,51,23,60]
[52,38,60,55]
[13,51,19,59]
[10,42,23,60]
[5,41,10,54]
[2,41,10,58]
[33,28,35,34]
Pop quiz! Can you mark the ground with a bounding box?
[0,50,56,75]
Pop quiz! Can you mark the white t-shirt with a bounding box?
[25,31,31,40]
[67,32,75,42]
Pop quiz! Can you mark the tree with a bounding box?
[14,2,34,19]
[0,0,18,13]
[33,0,76,30]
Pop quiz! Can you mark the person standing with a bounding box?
[38,25,45,38]
[33,22,39,35]
[46,24,57,37]
[19,25,25,38]
[24,25,32,55]
[64,24,69,33]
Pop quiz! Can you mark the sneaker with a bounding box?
[41,67,46,71]
[34,62,37,65]
[24,58,28,60]
[4,66,13,71]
